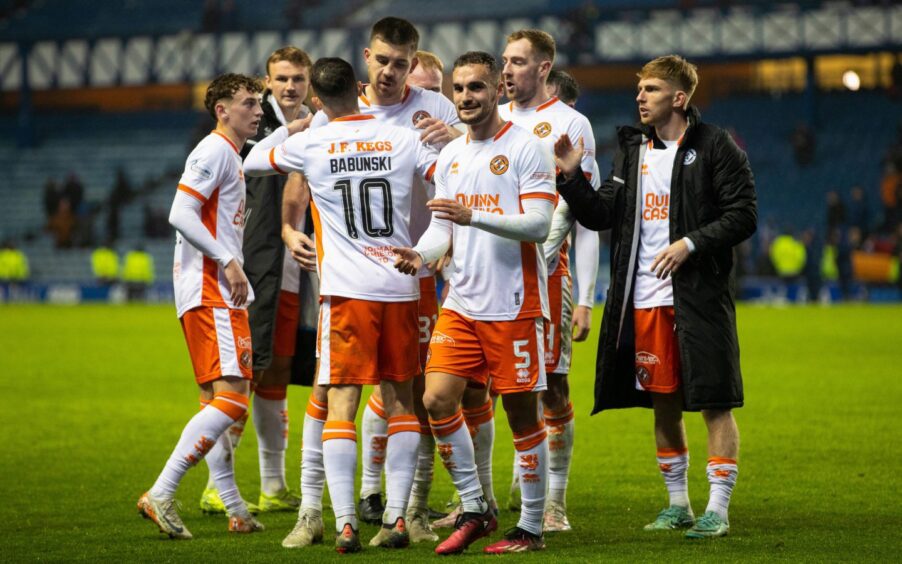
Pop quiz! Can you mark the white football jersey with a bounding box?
[312,85,461,260]
[173,131,253,317]
[267,115,438,302]
[435,122,556,321]
[634,138,679,308]
[499,97,597,277]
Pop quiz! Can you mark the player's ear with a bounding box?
[215,100,229,123]
[311,96,324,111]
[363,47,372,64]
[673,90,687,111]
[409,55,419,75]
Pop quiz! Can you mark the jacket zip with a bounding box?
[616,139,647,345]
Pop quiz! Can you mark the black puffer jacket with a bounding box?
[557,106,757,413]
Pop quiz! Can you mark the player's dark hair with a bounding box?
[204,73,263,120]
[310,57,359,108]
[370,17,419,51]
[453,51,500,85]
[548,69,580,105]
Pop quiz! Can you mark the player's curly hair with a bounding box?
[638,55,698,104]
[204,73,263,120]
[453,51,500,86]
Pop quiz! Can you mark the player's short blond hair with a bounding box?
[415,50,443,73]
[266,46,313,76]
[638,55,698,103]
[506,29,555,63]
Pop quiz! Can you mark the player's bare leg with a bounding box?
[368,378,418,548]
[686,409,738,539]
[425,372,498,555]
[645,391,694,531]
[484,391,547,553]
[359,386,388,524]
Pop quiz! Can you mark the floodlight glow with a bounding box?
[842,70,861,91]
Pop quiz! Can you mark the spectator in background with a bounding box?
[0,240,29,283]
[847,185,870,239]
[121,244,154,301]
[882,161,901,232]
[92,240,119,286]
[43,177,60,220]
[801,229,822,303]
[107,168,133,242]
[62,172,84,213]
[47,198,75,248]
[769,231,806,284]
[790,122,815,166]
[826,190,846,235]
[890,54,902,100]
[201,0,220,32]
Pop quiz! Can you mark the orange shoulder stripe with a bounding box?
[178,183,207,203]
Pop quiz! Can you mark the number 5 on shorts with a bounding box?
[513,340,531,369]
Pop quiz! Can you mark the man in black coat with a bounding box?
[553,55,756,539]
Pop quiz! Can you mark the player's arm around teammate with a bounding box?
[394,52,555,555]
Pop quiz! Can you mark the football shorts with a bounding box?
[180,306,253,384]
[544,274,573,375]
[272,290,300,357]
[633,306,681,393]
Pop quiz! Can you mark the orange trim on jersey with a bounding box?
[178,183,207,204]
[424,162,437,182]
[322,420,357,442]
[513,421,547,451]
[657,447,688,458]
[201,188,225,305]
[333,114,376,122]
[584,171,593,181]
[359,92,371,107]
[306,397,329,422]
[536,96,559,112]
[255,386,287,401]
[367,394,387,419]
[310,200,324,272]
[388,414,421,435]
[269,147,287,175]
[212,130,240,154]
[520,192,557,203]
[429,411,465,438]
[516,241,542,319]
[707,457,737,466]
[494,121,514,141]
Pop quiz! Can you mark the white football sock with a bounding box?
[253,385,288,495]
[545,402,575,506]
[514,422,548,536]
[407,421,435,512]
[383,415,420,524]
[322,420,358,532]
[464,400,495,503]
[657,448,690,508]
[430,410,486,514]
[300,396,327,512]
[705,457,738,521]
[360,394,388,499]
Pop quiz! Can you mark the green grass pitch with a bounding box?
[2,303,900,562]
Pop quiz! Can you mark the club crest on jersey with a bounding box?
[412,110,431,126]
[490,155,509,175]
[683,148,697,165]
[533,122,552,138]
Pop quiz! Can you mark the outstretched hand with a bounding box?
[553,134,584,178]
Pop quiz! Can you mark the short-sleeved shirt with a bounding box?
[499,97,597,277]
[266,114,438,302]
[312,85,461,261]
[434,122,556,321]
[174,131,253,317]
[634,138,679,308]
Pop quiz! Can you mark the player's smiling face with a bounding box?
[452,64,502,126]
[501,38,548,106]
[364,38,417,101]
[220,87,264,140]
[265,60,309,114]
[636,77,681,127]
